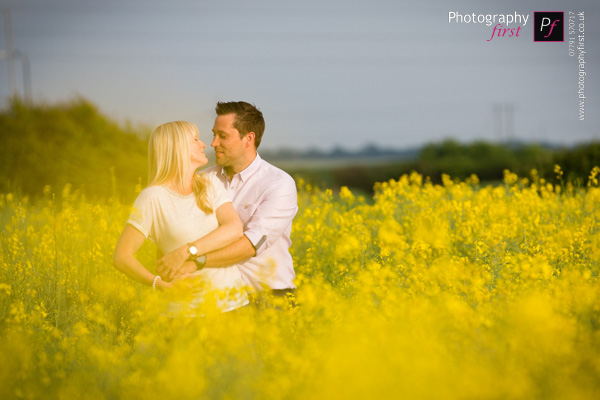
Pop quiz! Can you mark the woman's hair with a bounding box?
[148,121,213,214]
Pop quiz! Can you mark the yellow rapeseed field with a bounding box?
[1,167,599,399]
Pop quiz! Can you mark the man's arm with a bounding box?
[156,202,243,280]
[242,176,297,257]
[174,234,256,277]
[174,175,297,278]
[205,234,256,267]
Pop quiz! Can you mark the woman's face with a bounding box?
[189,132,208,168]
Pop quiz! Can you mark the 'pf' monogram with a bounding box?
[534,12,564,42]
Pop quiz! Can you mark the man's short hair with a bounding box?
[215,101,265,148]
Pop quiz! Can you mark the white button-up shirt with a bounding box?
[203,154,298,291]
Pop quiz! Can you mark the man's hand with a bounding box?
[156,245,188,281]
[172,260,198,280]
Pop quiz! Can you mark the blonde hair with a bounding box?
[148,121,213,214]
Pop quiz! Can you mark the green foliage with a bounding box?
[553,143,600,186]
[290,139,599,194]
[419,139,520,182]
[1,97,597,199]
[0,97,148,200]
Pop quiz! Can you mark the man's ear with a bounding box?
[245,132,256,147]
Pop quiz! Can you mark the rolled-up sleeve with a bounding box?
[243,175,297,256]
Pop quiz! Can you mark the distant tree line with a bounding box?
[289,139,600,194]
[1,98,598,199]
[261,143,419,161]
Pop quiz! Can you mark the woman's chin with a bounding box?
[193,158,209,169]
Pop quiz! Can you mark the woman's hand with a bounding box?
[156,245,188,281]
[154,277,173,291]
[172,274,206,295]
[158,274,205,302]
[172,261,198,280]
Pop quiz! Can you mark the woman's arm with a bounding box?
[156,202,243,280]
[114,224,171,290]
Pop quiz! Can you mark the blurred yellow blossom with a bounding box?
[0,169,599,399]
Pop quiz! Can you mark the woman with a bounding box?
[113,121,249,314]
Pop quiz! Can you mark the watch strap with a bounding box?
[194,254,207,270]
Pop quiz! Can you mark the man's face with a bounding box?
[211,113,246,168]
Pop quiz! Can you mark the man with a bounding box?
[157,101,297,299]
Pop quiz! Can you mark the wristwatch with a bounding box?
[187,243,198,260]
[194,254,207,271]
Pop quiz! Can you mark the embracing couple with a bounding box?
[113,101,297,314]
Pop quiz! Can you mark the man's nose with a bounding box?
[211,137,218,147]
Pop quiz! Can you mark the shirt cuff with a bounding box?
[245,231,267,252]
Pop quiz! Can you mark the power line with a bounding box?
[1,8,32,101]
[493,103,515,143]
[3,9,17,96]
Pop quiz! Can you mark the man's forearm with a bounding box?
[204,234,256,268]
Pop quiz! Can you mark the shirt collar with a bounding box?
[217,153,262,182]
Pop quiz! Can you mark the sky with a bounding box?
[0,0,598,151]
